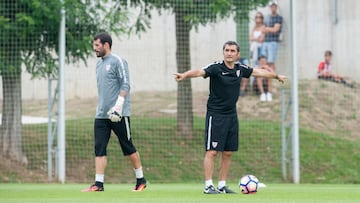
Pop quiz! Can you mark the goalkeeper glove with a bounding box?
[107,96,124,122]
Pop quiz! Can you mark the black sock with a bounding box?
[137,177,146,184]
[95,181,103,187]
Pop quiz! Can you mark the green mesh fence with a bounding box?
[0,0,359,184]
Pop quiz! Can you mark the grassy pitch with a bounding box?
[1,183,359,203]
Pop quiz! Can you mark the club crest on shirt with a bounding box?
[236,70,240,77]
[105,64,111,71]
[212,142,218,148]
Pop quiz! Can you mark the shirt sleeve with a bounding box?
[275,15,283,25]
[318,61,324,73]
[117,58,130,93]
[240,64,253,78]
[203,62,217,78]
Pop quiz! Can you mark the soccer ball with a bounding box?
[239,175,259,194]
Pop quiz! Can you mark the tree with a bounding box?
[113,0,268,137]
[0,0,129,163]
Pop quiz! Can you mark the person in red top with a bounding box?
[317,50,342,81]
[317,50,354,88]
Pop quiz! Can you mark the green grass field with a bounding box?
[1,183,359,203]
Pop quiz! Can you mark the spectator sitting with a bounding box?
[317,50,354,88]
[256,55,275,102]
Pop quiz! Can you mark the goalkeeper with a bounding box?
[82,33,147,192]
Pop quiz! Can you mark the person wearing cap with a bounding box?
[261,0,283,101]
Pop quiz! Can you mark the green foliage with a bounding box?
[114,0,269,33]
[0,0,130,78]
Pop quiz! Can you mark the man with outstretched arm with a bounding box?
[174,41,286,194]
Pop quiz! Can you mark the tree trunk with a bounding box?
[175,10,194,138]
[0,72,27,164]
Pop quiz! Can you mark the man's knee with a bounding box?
[205,150,218,158]
[222,151,233,157]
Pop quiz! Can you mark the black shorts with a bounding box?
[204,113,239,151]
[94,117,137,156]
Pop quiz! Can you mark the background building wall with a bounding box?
[0,0,358,100]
